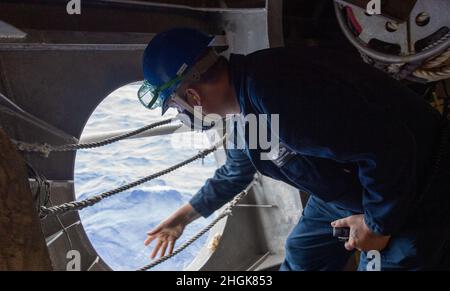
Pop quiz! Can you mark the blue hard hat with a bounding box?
[138,28,214,115]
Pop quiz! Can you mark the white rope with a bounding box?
[39,137,226,218]
[413,48,450,82]
[13,118,174,157]
[413,33,450,82]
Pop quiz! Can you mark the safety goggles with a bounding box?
[137,75,184,110]
[140,84,221,131]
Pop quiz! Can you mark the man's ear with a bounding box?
[185,88,202,106]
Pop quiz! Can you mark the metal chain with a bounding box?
[137,178,257,271]
[39,138,224,219]
[13,118,174,157]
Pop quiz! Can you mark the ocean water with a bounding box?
[74,84,217,271]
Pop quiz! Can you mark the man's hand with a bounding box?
[144,203,200,259]
[331,215,391,252]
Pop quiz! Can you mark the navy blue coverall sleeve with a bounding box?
[247,52,418,235]
[189,149,256,218]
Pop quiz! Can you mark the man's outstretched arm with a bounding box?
[145,148,256,258]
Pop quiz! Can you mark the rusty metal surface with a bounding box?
[0,128,52,271]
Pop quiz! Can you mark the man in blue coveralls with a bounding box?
[139,28,449,270]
